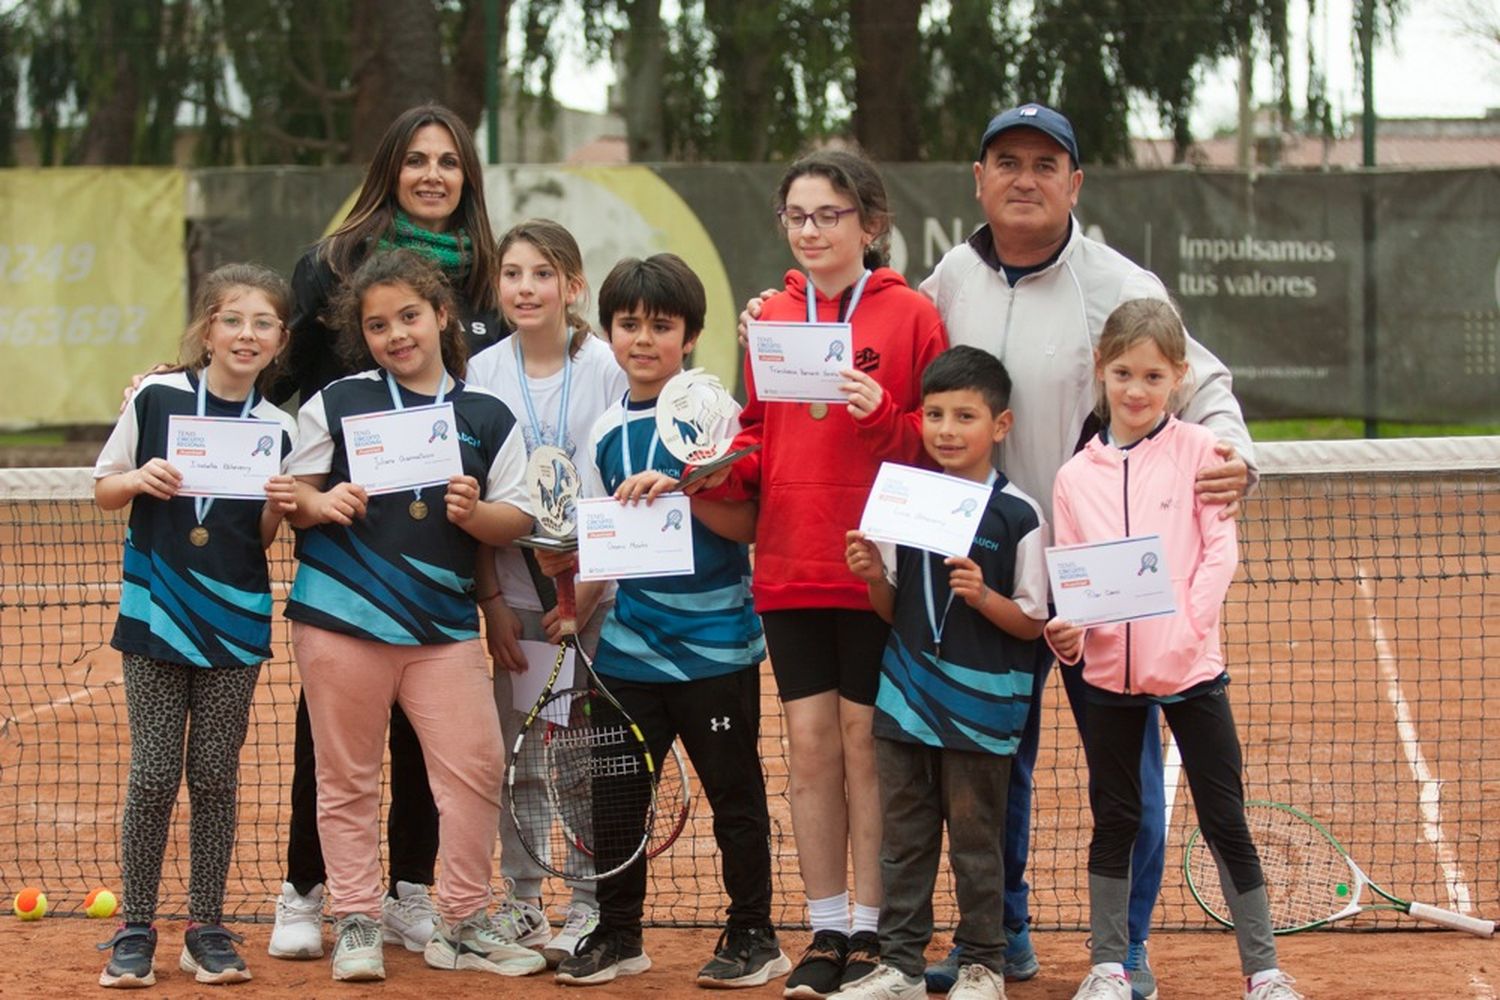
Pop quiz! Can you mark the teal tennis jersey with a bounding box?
[581,395,764,683]
[94,372,297,668]
[285,370,530,645]
[873,473,1048,755]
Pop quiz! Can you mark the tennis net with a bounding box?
[2,436,1497,928]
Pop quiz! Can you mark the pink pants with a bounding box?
[292,622,503,923]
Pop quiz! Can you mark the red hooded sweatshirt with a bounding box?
[726,268,948,612]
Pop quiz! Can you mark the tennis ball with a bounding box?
[13,887,47,920]
[84,887,119,919]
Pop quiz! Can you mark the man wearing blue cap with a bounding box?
[918,103,1255,1000]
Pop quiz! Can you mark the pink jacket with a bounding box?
[1049,417,1238,697]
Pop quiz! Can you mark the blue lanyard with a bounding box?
[618,393,660,479]
[513,336,572,452]
[922,470,997,656]
[193,370,256,527]
[386,368,450,501]
[805,268,871,324]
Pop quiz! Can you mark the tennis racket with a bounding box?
[647,740,692,859]
[507,570,661,880]
[1185,800,1495,937]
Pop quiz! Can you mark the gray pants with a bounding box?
[120,653,260,924]
[491,605,605,904]
[876,736,1012,977]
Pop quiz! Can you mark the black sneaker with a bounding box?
[180,924,253,984]
[839,930,880,989]
[697,925,793,988]
[555,925,651,986]
[783,929,849,999]
[98,925,158,989]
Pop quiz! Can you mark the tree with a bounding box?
[850,0,922,160]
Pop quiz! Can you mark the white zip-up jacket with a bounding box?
[920,218,1256,535]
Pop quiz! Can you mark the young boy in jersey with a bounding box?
[843,346,1049,1000]
[543,254,789,989]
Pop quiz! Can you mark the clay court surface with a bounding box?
[2,457,1497,995]
[3,923,1496,998]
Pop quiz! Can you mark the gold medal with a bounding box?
[409,499,429,520]
[189,526,209,547]
[809,402,829,420]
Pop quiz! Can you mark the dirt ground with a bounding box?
[3,923,1495,1000]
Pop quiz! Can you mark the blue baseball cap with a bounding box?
[978,103,1080,164]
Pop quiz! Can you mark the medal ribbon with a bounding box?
[513,336,572,453]
[805,268,872,324]
[194,370,257,530]
[386,368,450,505]
[619,392,661,479]
[922,470,997,657]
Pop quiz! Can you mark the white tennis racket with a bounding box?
[1185,800,1495,937]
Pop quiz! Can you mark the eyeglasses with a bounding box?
[216,312,283,335]
[777,207,859,230]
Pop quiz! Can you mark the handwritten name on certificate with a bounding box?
[341,402,463,495]
[1044,535,1178,627]
[858,462,992,558]
[576,495,696,582]
[747,321,852,403]
[168,415,282,499]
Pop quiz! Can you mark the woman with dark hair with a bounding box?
[268,102,510,963]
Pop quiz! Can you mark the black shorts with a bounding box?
[761,608,889,705]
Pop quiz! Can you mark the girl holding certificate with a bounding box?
[725,150,948,997]
[1045,299,1300,1000]
[92,264,298,988]
[466,219,627,963]
[284,250,540,984]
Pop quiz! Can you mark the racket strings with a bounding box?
[1189,804,1356,930]
[647,743,690,858]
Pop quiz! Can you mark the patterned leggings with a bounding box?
[120,653,260,925]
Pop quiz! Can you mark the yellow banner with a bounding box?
[0,169,185,428]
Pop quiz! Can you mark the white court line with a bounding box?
[5,669,120,727]
[1354,565,1477,914]
[1472,973,1498,1000]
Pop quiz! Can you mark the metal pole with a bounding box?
[485,0,500,165]
[1360,0,1377,438]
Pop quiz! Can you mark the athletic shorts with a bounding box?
[761,608,889,705]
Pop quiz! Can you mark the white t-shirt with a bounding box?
[467,332,629,612]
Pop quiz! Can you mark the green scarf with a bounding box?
[377,210,471,280]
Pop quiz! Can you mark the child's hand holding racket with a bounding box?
[534,547,578,579]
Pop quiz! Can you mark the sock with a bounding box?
[1087,873,1132,966]
[807,892,851,935]
[851,902,880,935]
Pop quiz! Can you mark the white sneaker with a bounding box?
[1072,965,1132,1000]
[490,894,551,949]
[381,880,437,952]
[950,963,1007,1000]
[1246,971,1305,1000]
[267,882,324,960]
[425,911,548,976]
[330,914,385,982]
[543,901,600,966]
[831,963,926,1000]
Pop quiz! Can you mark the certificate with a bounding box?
[341,402,463,495]
[576,494,696,582]
[858,462,992,558]
[1044,535,1178,627]
[746,321,852,403]
[168,415,282,499]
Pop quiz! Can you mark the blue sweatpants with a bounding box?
[1004,644,1165,942]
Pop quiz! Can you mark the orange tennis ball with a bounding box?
[84,887,119,919]
[13,887,47,920]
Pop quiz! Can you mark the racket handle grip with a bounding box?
[1407,902,1495,937]
[554,569,578,638]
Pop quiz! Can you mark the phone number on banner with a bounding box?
[0,304,147,346]
[0,243,97,283]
